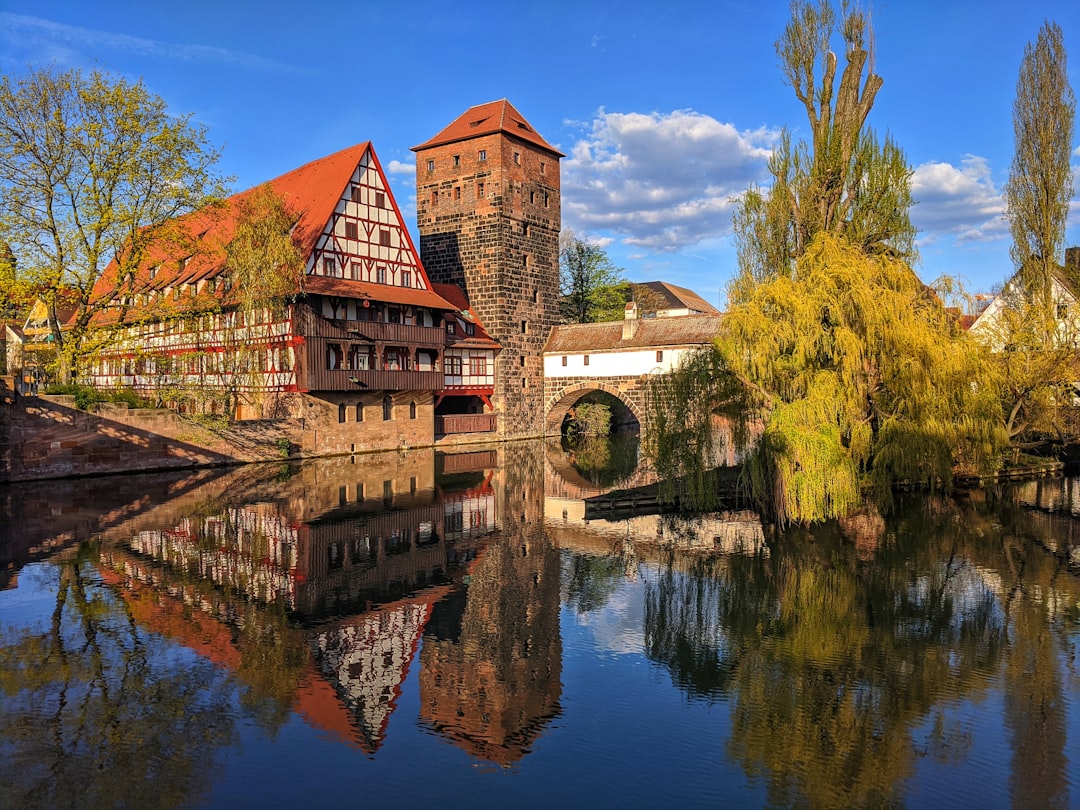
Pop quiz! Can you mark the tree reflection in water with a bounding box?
[0,545,237,809]
[636,491,1079,808]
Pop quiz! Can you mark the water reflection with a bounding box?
[1,440,1079,806]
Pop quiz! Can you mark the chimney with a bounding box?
[622,301,638,340]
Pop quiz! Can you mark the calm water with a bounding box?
[1,439,1079,809]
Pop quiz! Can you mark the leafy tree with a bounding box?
[0,66,228,382]
[224,183,305,313]
[731,0,917,297]
[1004,20,1076,307]
[559,231,627,322]
[648,1,1004,523]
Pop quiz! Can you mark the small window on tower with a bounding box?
[478,149,487,162]
[454,186,461,200]
[513,152,520,165]
[521,320,528,334]
[344,221,358,239]
[477,182,485,197]
[540,161,546,174]
[431,190,438,205]
[426,159,434,172]
[453,155,460,167]
[584,355,590,366]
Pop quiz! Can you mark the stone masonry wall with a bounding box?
[416,127,561,441]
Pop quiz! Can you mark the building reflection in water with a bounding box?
[47,444,564,761]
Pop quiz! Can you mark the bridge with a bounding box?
[542,305,723,437]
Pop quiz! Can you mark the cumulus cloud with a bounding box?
[0,12,305,74]
[910,156,1007,244]
[561,109,777,252]
[386,159,415,175]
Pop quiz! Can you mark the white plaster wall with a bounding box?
[543,346,696,378]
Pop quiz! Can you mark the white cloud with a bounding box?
[561,109,777,252]
[0,12,305,74]
[910,156,1007,244]
[386,159,415,176]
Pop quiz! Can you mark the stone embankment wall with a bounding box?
[0,376,509,482]
[0,382,291,483]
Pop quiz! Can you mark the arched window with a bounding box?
[355,402,363,422]
[409,401,417,419]
[383,395,393,421]
[338,403,346,423]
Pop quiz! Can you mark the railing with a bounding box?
[303,366,443,392]
[302,311,445,348]
[435,413,498,435]
[438,449,499,473]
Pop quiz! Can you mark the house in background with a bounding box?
[969,247,1080,350]
[634,281,721,318]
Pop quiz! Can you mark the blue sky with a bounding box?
[2,0,1078,304]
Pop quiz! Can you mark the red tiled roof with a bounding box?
[431,283,500,350]
[306,276,457,312]
[85,142,460,325]
[411,99,564,157]
[637,281,720,314]
[544,314,723,353]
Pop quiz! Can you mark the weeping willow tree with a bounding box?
[647,1,1006,524]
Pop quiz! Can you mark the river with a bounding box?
[1,438,1078,808]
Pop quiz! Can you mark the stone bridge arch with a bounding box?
[543,377,648,436]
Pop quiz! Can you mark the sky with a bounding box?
[1,0,1079,305]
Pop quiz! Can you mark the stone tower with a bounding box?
[412,100,562,439]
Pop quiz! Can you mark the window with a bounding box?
[351,262,361,280]
[656,350,664,362]
[446,321,456,334]
[382,395,393,421]
[477,182,484,197]
[464,322,475,336]
[431,190,438,205]
[540,161,546,174]
[351,186,362,202]
[323,258,336,275]
[377,266,387,284]
[454,186,461,200]
[523,223,530,236]
[380,229,391,246]
[521,320,528,334]
[375,191,385,207]
[409,401,417,419]
[584,354,590,366]
[338,403,347,423]
[561,355,567,367]
[149,266,157,279]
[426,159,434,172]
[513,152,520,165]
[401,270,411,288]
[446,356,462,375]
[529,191,535,204]
[478,149,487,161]
[453,154,460,167]
[327,343,343,369]
[522,254,529,267]
[544,192,549,208]
[356,403,364,422]
[469,356,487,376]
[344,221,358,239]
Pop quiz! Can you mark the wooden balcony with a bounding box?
[300,309,445,349]
[303,366,443,392]
[435,413,498,435]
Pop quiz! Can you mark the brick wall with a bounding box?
[416,124,561,441]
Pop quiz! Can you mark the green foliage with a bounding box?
[732,0,916,295]
[650,235,1006,523]
[0,66,227,381]
[1005,20,1076,305]
[565,400,612,436]
[559,233,627,322]
[43,382,152,411]
[224,184,305,313]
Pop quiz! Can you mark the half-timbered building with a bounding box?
[81,141,501,452]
